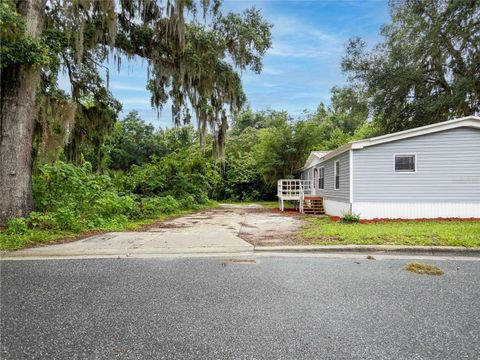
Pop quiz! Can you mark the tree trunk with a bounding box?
[0,0,45,224]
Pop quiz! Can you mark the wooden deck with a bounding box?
[302,196,324,215]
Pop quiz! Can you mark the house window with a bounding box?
[318,167,324,189]
[334,161,340,189]
[395,155,416,172]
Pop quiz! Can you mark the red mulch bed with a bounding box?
[328,216,480,223]
[270,208,301,215]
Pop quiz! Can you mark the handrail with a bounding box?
[277,179,313,197]
[277,179,313,213]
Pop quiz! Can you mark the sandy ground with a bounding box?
[150,203,306,246]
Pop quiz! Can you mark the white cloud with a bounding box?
[270,15,339,43]
[109,81,147,92]
[120,98,151,106]
[268,42,341,59]
[267,14,343,59]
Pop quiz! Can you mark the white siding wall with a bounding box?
[300,152,351,216]
[305,151,350,202]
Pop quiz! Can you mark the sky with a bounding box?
[100,0,391,128]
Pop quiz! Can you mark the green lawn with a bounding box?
[301,217,480,247]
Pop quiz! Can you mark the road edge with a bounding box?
[254,245,480,256]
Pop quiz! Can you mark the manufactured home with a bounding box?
[277,116,480,219]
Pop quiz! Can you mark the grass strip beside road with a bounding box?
[301,217,480,247]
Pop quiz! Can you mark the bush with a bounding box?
[127,149,220,200]
[140,196,180,217]
[50,207,82,231]
[138,197,163,218]
[179,195,197,210]
[1,158,217,250]
[90,193,136,220]
[33,161,113,215]
[5,217,28,235]
[341,213,360,223]
[27,161,209,232]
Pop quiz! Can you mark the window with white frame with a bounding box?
[395,155,416,172]
[318,167,324,189]
[334,161,340,189]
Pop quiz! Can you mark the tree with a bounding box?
[230,107,270,135]
[220,127,265,200]
[342,0,480,133]
[253,111,327,187]
[105,111,198,171]
[106,111,163,171]
[328,86,369,134]
[1,0,47,223]
[0,0,272,223]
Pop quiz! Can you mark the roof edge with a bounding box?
[299,116,480,170]
[352,116,480,150]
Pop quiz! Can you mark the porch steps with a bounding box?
[303,196,325,215]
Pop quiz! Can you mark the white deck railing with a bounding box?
[277,179,313,212]
[277,179,313,198]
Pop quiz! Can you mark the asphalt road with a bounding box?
[1,256,479,359]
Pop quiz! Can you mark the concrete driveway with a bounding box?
[3,204,305,259]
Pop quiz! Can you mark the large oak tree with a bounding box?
[342,0,480,132]
[0,0,271,223]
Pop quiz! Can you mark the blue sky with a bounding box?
[103,0,390,128]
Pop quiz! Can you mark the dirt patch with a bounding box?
[239,232,302,246]
[239,222,258,228]
[149,223,191,229]
[404,262,445,275]
[309,235,341,243]
[185,216,214,220]
[132,210,208,232]
[241,207,274,214]
[270,208,301,216]
[236,206,309,246]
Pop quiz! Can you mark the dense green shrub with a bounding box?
[34,161,112,214]
[341,213,360,223]
[139,196,180,217]
[26,160,213,232]
[5,217,28,235]
[32,161,128,230]
[127,149,220,202]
